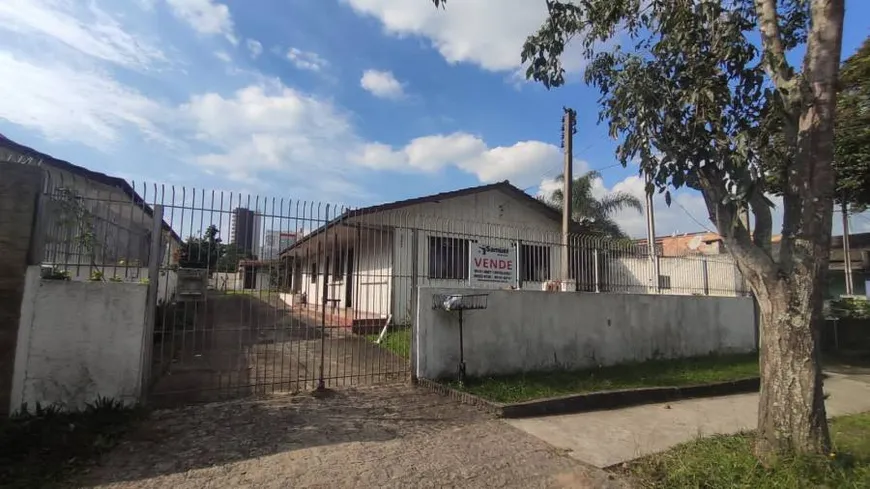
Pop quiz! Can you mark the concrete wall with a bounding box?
[0,162,42,415]
[612,256,744,296]
[415,287,756,380]
[11,266,149,412]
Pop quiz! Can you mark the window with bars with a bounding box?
[310,262,317,283]
[521,244,551,282]
[428,237,469,280]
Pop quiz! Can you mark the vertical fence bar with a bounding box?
[140,204,164,403]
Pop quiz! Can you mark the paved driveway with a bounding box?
[74,385,625,489]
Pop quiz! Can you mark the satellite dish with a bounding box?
[688,235,703,250]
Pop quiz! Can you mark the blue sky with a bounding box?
[1,0,869,238]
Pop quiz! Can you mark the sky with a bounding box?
[1,0,869,238]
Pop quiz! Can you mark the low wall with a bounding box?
[10,266,149,412]
[415,287,756,380]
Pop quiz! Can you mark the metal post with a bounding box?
[561,108,575,286]
[318,206,329,391]
[702,258,710,296]
[515,236,523,290]
[458,309,465,386]
[842,200,854,296]
[644,173,659,293]
[593,248,601,293]
[140,204,163,402]
[409,228,419,383]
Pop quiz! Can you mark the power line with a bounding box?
[674,199,715,233]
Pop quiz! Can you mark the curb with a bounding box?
[416,377,760,418]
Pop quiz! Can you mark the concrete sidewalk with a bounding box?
[506,372,870,468]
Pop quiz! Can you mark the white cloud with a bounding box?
[286,48,329,72]
[179,81,357,185]
[0,0,166,70]
[213,50,232,63]
[360,69,405,99]
[165,0,237,44]
[246,39,263,58]
[343,0,588,75]
[0,51,167,149]
[353,133,561,187]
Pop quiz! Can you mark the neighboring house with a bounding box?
[0,136,182,278]
[648,231,870,299]
[279,182,746,325]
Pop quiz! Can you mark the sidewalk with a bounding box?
[505,372,870,468]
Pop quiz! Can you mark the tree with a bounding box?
[835,36,870,212]
[514,0,844,461]
[547,170,643,237]
[177,225,223,270]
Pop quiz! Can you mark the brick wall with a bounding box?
[0,162,42,415]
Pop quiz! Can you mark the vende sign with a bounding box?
[470,242,517,287]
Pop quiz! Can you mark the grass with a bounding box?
[366,328,411,359]
[0,398,146,489]
[626,412,870,488]
[446,353,759,403]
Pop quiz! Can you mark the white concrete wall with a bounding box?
[11,266,149,412]
[612,256,743,296]
[210,271,242,291]
[415,287,756,380]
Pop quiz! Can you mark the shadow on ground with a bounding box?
[74,385,623,489]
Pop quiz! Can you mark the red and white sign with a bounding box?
[470,242,516,287]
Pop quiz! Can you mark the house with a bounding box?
[279,181,584,324]
[0,136,182,281]
[646,230,870,298]
[278,181,747,326]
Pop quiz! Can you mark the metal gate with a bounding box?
[140,187,414,407]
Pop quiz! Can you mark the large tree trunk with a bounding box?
[750,269,830,462]
[744,0,844,464]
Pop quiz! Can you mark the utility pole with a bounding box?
[644,173,660,292]
[842,199,854,295]
[561,108,576,287]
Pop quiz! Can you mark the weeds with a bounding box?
[0,397,145,489]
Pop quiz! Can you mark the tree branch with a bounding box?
[755,0,797,95]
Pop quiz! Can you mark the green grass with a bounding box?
[0,398,145,489]
[626,412,870,488]
[366,328,411,359]
[446,353,759,403]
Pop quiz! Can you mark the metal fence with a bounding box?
[29,175,748,405]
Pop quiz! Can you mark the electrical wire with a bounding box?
[674,199,715,234]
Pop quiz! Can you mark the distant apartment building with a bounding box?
[231,208,262,258]
[260,230,298,260]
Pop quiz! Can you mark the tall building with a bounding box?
[231,208,262,257]
[261,231,298,260]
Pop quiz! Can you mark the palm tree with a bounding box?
[546,170,643,238]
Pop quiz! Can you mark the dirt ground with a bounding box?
[149,294,406,408]
[73,385,626,489]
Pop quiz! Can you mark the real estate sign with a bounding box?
[469,242,517,287]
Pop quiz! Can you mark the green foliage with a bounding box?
[834,36,870,211]
[448,353,759,404]
[1,397,143,488]
[627,413,870,488]
[829,297,870,319]
[42,267,70,281]
[522,1,782,205]
[177,225,252,272]
[89,270,104,282]
[108,276,123,283]
[545,170,643,237]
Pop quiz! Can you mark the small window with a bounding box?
[310,262,317,283]
[428,237,469,280]
[658,275,672,290]
[521,244,551,282]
